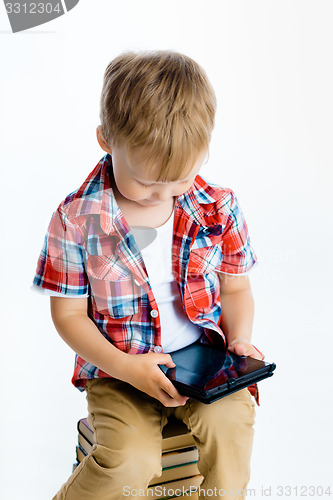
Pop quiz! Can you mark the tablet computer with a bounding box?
[159,340,276,404]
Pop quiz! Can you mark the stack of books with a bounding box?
[73,416,202,499]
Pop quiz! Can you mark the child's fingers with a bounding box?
[155,353,176,368]
[158,380,188,407]
[228,342,265,361]
[228,342,248,356]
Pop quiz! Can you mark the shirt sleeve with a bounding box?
[215,190,258,275]
[32,206,90,296]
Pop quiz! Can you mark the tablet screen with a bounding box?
[161,342,270,392]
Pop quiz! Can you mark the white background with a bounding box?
[1,1,332,499]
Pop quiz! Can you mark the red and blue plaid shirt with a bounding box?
[32,154,258,401]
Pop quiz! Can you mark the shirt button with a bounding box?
[150,309,159,318]
[154,345,163,353]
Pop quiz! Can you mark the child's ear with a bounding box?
[96,126,113,155]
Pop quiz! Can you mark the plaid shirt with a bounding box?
[32,154,258,402]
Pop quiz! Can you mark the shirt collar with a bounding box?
[64,154,223,234]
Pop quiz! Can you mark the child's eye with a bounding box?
[138,179,190,189]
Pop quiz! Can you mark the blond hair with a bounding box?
[99,50,216,181]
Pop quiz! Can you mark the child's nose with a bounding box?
[152,187,172,202]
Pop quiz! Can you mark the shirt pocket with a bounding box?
[186,245,221,312]
[187,244,222,276]
[86,255,139,318]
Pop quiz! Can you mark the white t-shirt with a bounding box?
[131,209,203,353]
[31,207,203,353]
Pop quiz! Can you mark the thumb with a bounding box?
[157,353,176,368]
[231,343,248,356]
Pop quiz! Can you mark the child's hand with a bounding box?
[121,352,189,407]
[227,338,265,361]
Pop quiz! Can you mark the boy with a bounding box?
[32,50,264,500]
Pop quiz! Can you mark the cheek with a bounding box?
[118,179,147,199]
[176,183,192,196]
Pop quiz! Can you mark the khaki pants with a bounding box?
[52,378,255,500]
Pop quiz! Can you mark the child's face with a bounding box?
[109,143,207,208]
